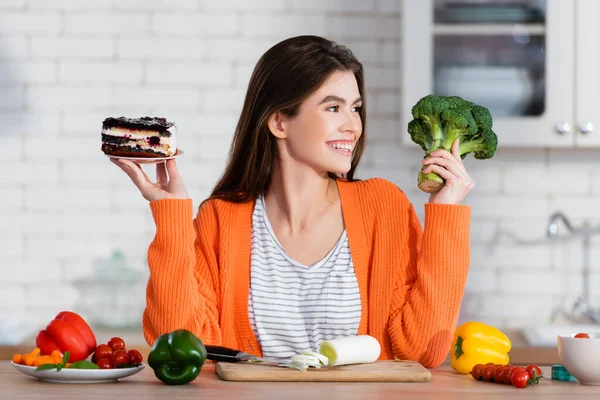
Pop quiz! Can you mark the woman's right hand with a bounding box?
[111,158,189,201]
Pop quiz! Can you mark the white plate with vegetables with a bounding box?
[11,362,145,383]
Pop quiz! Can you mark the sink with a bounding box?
[522,324,600,347]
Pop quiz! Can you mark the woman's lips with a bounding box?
[326,140,353,157]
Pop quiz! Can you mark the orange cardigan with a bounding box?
[143,178,471,368]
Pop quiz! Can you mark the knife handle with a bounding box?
[205,345,242,362]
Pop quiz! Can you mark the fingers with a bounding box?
[428,140,464,164]
[451,138,461,161]
[112,159,152,189]
[422,140,474,189]
[421,164,455,183]
[165,159,182,180]
[423,153,465,178]
[422,156,462,176]
[156,162,168,185]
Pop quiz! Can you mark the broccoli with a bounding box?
[407,94,498,193]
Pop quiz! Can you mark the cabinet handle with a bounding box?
[579,122,594,134]
[555,121,572,134]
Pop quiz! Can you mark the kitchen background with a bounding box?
[1,0,599,344]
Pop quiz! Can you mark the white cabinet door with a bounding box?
[574,0,600,147]
[401,0,575,148]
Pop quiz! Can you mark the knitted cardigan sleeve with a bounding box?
[142,198,223,347]
[374,180,471,368]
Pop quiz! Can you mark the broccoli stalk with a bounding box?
[407,94,498,193]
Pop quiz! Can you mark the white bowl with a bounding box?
[558,332,600,385]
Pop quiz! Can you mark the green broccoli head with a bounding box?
[441,107,478,153]
[407,119,432,153]
[460,128,498,160]
[407,94,498,193]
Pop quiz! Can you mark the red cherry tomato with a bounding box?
[502,366,515,385]
[493,365,505,383]
[511,368,529,388]
[107,337,126,351]
[93,344,113,364]
[574,332,590,339]
[470,364,484,380]
[494,365,513,384]
[96,358,113,369]
[127,349,143,365]
[482,365,496,382]
[526,364,543,380]
[112,350,130,368]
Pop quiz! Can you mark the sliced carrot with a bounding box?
[12,354,22,364]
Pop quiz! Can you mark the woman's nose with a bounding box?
[340,111,360,134]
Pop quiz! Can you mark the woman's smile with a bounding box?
[326,139,354,157]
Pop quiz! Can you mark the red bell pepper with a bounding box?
[35,311,97,362]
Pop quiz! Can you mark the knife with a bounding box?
[205,345,283,364]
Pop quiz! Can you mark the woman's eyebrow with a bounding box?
[318,95,363,105]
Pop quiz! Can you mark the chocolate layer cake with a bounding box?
[101,116,177,158]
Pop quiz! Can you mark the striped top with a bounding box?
[248,194,361,360]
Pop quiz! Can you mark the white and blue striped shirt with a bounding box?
[248,194,361,360]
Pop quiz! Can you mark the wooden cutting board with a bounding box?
[215,360,432,382]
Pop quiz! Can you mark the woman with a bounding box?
[111,35,474,368]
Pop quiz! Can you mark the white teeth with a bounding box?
[329,142,352,150]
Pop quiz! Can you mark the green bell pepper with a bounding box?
[148,329,207,385]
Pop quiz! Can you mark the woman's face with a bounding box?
[275,70,363,176]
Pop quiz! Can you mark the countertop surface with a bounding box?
[1,362,598,399]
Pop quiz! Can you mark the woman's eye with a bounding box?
[326,105,362,112]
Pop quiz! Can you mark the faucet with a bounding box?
[547,212,600,324]
[547,211,576,239]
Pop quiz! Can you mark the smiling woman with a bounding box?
[109,35,475,369]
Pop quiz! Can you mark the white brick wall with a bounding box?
[0,0,597,333]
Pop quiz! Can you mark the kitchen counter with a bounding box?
[0,329,562,366]
[1,362,598,399]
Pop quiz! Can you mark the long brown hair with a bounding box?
[210,35,366,202]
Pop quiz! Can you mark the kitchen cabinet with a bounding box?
[401,0,600,148]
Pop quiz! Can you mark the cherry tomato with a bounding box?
[485,362,496,367]
[107,337,126,351]
[574,332,590,339]
[511,368,529,389]
[526,364,542,380]
[92,344,113,364]
[96,358,113,369]
[112,350,130,368]
[493,365,505,383]
[482,365,496,382]
[501,366,514,385]
[470,364,484,380]
[127,349,143,365]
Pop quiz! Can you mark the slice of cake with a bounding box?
[101,116,177,158]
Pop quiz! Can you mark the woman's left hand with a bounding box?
[421,138,475,205]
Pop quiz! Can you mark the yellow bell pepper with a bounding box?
[450,321,511,374]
